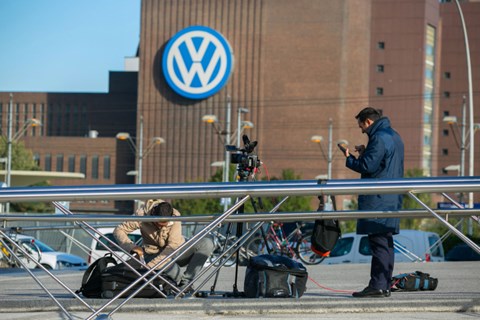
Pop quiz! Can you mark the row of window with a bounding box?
[33,154,111,180]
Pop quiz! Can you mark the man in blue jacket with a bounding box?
[341,107,404,298]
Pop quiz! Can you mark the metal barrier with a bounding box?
[0,177,479,320]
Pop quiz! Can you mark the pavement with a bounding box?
[0,261,479,320]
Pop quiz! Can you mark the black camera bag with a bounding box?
[391,271,438,291]
[244,254,308,298]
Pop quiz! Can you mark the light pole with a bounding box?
[116,115,165,185]
[4,93,42,214]
[310,118,348,180]
[202,100,254,211]
[443,101,480,235]
[454,0,475,222]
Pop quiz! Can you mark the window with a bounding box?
[442,129,449,137]
[359,237,372,255]
[56,154,64,172]
[376,87,384,96]
[103,156,111,179]
[443,91,450,98]
[329,237,354,257]
[68,155,75,172]
[443,111,450,117]
[45,154,52,171]
[377,41,385,49]
[80,155,87,175]
[429,235,443,257]
[92,155,99,179]
[444,72,451,79]
[376,65,384,73]
[442,148,449,156]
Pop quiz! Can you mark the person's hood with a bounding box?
[367,117,391,137]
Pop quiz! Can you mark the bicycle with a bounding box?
[208,229,259,267]
[244,221,325,265]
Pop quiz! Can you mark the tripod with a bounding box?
[209,135,272,297]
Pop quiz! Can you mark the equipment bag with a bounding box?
[310,194,341,257]
[391,271,438,291]
[100,260,176,299]
[244,254,308,298]
[77,254,118,298]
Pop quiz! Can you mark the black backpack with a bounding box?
[244,254,308,298]
[77,254,118,298]
[310,194,341,257]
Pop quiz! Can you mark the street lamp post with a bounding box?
[443,99,480,235]
[202,100,254,211]
[4,93,42,214]
[310,118,348,180]
[454,0,475,224]
[116,115,165,185]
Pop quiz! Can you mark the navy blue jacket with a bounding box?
[345,117,404,235]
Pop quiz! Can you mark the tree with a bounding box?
[172,167,313,215]
[0,140,52,213]
[400,168,433,230]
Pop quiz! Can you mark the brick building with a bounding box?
[1,0,479,213]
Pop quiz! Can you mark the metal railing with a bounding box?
[0,176,479,320]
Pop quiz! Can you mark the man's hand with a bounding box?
[354,145,366,156]
[130,246,144,258]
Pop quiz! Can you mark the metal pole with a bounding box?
[137,115,144,185]
[327,118,333,180]
[460,96,466,178]
[5,94,13,214]
[223,96,232,211]
[454,0,475,234]
[237,107,242,148]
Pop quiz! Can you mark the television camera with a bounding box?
[226,135,261,180]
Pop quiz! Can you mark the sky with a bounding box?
[0,0,141,93]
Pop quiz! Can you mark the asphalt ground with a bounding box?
[0,261,478,320]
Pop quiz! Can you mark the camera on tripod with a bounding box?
[226,135,261,173]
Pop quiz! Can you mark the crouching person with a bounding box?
[113,199,214,294]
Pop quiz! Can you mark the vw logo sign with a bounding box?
[162,26,233,99]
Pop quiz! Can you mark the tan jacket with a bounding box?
[113,199,185,269]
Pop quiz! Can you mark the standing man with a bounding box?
[114,199,214,293]
[340,107,404,298]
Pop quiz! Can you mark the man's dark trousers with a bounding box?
[368,232,394,291]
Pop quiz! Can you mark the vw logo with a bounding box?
[162,26,233,99]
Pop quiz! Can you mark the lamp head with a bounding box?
[202,114,218,124]
[311,135,323,143]
[152,137,165,145]
[442,116,458,125]
[116,132,131,140]
[241,121,254,129]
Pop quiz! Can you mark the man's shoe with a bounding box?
[178,280,195,294]
[383,290,391,297]
[352,286,387,298]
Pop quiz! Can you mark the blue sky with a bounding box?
[0,0,141,93]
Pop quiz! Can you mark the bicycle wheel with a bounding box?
[296,233,325,265]
[244,235,279,259]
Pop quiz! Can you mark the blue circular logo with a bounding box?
[162,26,234,99]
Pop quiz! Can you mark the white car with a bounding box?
[10,234,87,270]
[323,230,445,264]
[87,227,142,264]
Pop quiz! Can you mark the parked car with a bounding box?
[9,234,87,270]
[445,243,480,261]
[323,230,445,264]
[88,227,142,264]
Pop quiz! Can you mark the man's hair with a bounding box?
[355,107,382,123]
[150,202,173,217]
